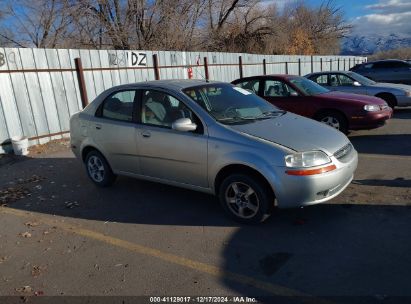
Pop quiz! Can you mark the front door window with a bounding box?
[264,80,297,97]
[141,90,196,129]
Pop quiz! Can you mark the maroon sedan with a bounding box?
[232,75,392,133]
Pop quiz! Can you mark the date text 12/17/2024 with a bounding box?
[149,297,258,303]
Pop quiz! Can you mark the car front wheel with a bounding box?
[85,150,117,187]
[219,174,274,224]
[316,111,348,134]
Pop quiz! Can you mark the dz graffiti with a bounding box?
[129,52,147,67]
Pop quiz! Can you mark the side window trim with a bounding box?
[258,79,264,96]
[96,89,140,123]
[262,79,269,97]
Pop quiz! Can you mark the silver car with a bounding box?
[305,71,411,108]
[70,80,358,223]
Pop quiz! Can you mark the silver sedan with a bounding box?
[70,80,357,223]
[305,71,411,108]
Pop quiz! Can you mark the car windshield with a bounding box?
[347,72,376,85]
[290,77,329,96]
[183,84,285,124]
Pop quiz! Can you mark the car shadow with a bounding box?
[349,134,411,156]
[221,203,411,302]
[1,156,230,226]
[353,177,411,188]
[392,107,411,120]
[1,156,411,300]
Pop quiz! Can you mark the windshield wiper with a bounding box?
[217,110,286,124]
[249,110,286,120]
[218,116,249,122]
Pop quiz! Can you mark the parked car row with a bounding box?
[70,66,410,224]
[232,74,392,134]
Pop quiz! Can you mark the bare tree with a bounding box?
[285,0,352,54]
[204,0,275,52]
[7,0,75,48]
[0,0,352,54]
[67,0,207,50]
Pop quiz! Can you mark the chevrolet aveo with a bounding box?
[70,80,358,223]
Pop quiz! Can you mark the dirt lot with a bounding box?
[0,109,410,304]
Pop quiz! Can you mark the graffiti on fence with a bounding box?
[7,51,16,65]
[128,52,147,67]
[108,51,127,67]
[0,52,5,67]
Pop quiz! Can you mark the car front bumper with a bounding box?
[268,149,358,209]
[349,109,393,130]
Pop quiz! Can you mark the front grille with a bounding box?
[334,143,353,160]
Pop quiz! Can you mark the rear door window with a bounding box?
[312,74,328,85]
[100,90,137,122]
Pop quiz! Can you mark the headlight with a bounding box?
[285,151,331,168]
[405,91,411,97]
[364,104,380,112]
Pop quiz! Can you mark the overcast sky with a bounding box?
[351,0,411,36]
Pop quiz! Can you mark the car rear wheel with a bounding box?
[85,150,116,187]
[316,111,348,134]
[219,174,274,224]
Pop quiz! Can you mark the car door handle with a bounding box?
[95,124,102,130]
[141,131,151,138]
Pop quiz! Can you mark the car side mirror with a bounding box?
[353,81,361,87]
[172,118,197,132]
[290,91,299,97]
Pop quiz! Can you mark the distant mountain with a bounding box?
[341,34,411,55]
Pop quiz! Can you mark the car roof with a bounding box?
[232,74,299,82]
[362,59,409,64]
[107,79,225,91]
[306,71,352,76]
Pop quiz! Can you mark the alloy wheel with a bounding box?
[224,182,260,219]
[320,116,340,130]
[87,155,105,183]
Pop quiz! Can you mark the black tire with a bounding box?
[85,150,117,187]
[218,174,274,224]
[376,93,396,109]
[315,111,348,134]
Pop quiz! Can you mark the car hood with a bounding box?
[230,112,349,155]
[319,91,386,105]
[371,82,411,92]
